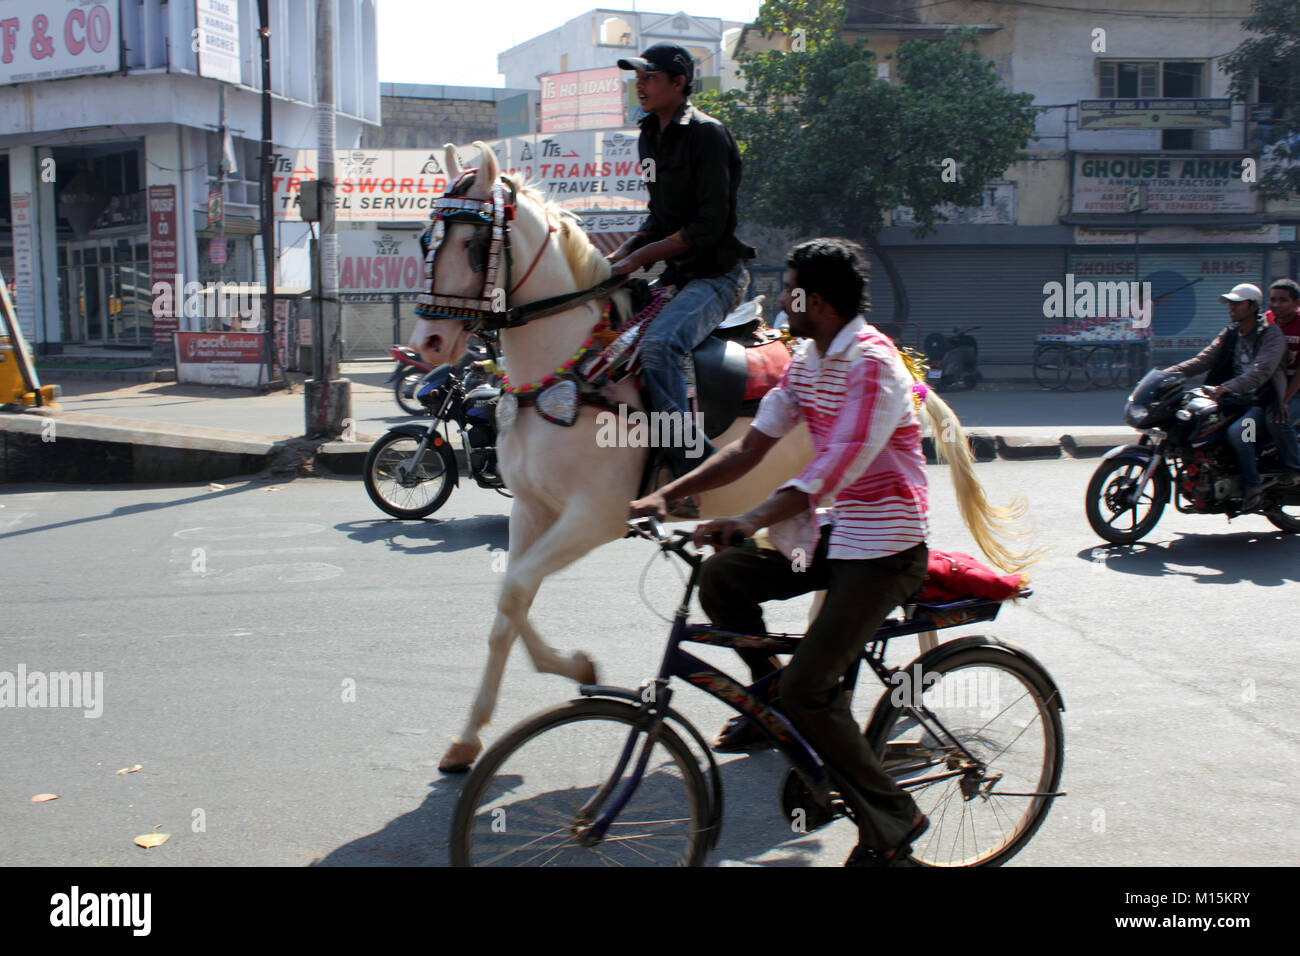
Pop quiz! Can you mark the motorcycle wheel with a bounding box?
[364,431,457,519]
[394,366,427,416]
[1086,455,1169,544]
[1264,503,1300,533]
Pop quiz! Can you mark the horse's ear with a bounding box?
[473,140,499,187]
[443,143,461,181]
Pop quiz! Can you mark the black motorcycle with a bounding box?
[364,347,509,519]
[386,337,491,416]
[1086,368,1300,543]
[923,326,982,391]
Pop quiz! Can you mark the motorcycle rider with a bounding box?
[1262,279,1300,484]
[1163,283,1289,511]
[607,42,756,515]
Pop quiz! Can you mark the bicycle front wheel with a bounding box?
[867,645,1064,867]
[450,698,710,867]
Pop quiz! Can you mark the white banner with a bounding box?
[274,132,650,222]
[337,230,424,293]
[0,0,120,85]
[1074,224,1280,245]
[197,0,240,84]
[1072,155,1257,215]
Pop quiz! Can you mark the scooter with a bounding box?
[923,327,982,392]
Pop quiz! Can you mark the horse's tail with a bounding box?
[921,388,1045,574]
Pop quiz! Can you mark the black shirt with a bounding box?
[637,100,756,286]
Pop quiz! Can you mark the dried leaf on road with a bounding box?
[208,483,226,491]
[30,793,59,803]
[133,832,170,849]
[263,486,281,492]
[115,764,143,775]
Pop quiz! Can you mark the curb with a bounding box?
[1,409,1137,485]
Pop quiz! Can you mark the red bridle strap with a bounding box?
[509,211,557,297]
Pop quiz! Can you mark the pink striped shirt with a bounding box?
[752,317,929,560]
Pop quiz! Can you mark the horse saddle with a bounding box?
[694,296,792,439]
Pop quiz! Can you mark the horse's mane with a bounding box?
[503,174,613,292]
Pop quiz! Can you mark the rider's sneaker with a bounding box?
[710,715,770,753]
[1242,485,1263,512]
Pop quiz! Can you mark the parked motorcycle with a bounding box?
[386,337,491,415]
[923,326,982,391]
[365,346,509,519]
[1086,369,1300,543]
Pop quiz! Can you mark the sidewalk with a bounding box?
[3,364,1137,483]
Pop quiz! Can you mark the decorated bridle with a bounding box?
[413,169,625,333]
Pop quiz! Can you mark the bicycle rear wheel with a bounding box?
[867,645,1064,867]
[450,698,710,866]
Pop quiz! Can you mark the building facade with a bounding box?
[738,0,1297,368]
[0,0,379,354]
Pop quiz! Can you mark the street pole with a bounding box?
[304,0,351,437]
[257,0,281,385]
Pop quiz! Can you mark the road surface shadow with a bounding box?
[310,748,832,867]
[336,514,510,555]
[1078,529,1300,585]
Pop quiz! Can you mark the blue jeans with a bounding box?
[1228,395,1300,488]
[640,262,749,477]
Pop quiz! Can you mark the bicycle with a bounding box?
[449,517,1066,867]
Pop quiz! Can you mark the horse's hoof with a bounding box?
[439,740,482,774]
[574,652,598,686]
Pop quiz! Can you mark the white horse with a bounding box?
[412,141,1035,772]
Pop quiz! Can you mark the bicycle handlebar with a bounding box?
[624,517,747,553]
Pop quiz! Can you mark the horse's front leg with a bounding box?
[439,500,551,773]
[501,500,625,683]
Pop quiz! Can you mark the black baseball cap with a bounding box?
[617,42,694,84]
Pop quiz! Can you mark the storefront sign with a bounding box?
[894,183,1016,227]
[274,132,648,221]
[10,193,35,340]
[540,68,625,133]
[149,186,179,350]
[1078,99,1231,130]
[0,1,120,85]
[174,332,267,387]
[196,0,240,84]
[337,230,424,292]
[1072,155,1256,214]
[1074,224,1280,245]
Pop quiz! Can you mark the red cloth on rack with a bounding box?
[916,550,1025,602]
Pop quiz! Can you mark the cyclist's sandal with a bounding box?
[710,714,772,753]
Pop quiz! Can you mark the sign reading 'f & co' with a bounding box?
[0,1,121,86]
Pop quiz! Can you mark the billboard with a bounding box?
[540,68,625,133]
[1072,155,1257,215]
[196,0,241,84]
[0,0,121,85]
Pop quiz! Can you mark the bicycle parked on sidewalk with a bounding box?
[449,517,1066,867]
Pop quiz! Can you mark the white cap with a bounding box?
[1220,283,1262,304]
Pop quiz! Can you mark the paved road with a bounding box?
[3,458,1296,866]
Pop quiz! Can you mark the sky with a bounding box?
[377,0,765,88]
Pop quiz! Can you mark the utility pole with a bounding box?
[305,0,351,437]
[257,0,282,386]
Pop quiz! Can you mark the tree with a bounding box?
[1221,0,1300,199]
[695,0,1037,323]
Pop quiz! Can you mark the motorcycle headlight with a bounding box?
[1127,405,1150,425]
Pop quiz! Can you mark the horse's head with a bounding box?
[409,140,501,367]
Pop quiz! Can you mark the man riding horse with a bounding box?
[607,42,756,515]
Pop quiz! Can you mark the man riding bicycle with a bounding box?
[629,238,930,867]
